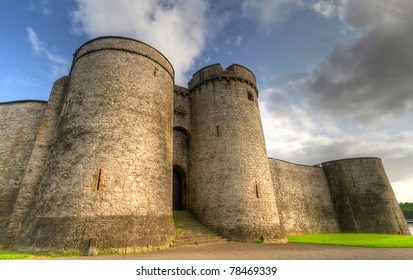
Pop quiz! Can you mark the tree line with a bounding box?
[399,202,413,219]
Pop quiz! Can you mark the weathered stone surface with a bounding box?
[173,86,191,132]
[270,159,340,235]
[3,77,68,247]
[187,64,285,242]
[12,37,175,253]
[0,101,47,245]
[323,158,410,234]
[13,215,174,254]
[173,85,190,172]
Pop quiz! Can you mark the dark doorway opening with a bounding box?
[173,168,183,210]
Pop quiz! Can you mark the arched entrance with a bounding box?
[173,166,186,210]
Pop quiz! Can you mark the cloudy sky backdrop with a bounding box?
[1,0,412,201]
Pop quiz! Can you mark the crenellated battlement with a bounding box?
[188,63,258,94]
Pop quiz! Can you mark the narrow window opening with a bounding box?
[153,67,158,77]
[63,101,68,114]
[351,176,356,188]
[333,197,336,205]
[63,99,71,115]
[96,168,102,191]
[68,99,73,112]
[247,92,254,101]
[216,125,220,137]
[255,183,259,198]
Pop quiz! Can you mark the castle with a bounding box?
[0,37,410,254]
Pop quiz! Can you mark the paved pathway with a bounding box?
[66,242,413,260]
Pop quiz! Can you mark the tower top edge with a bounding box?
[174,85,189,94]
[321,157,382,166]
[0,100,48,105]
[188,63,257,90]
[72,36,175,79]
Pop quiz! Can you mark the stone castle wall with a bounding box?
[0,36,409,254]
[269,159,340,235]
[12,37,176,253]
[0,101,47,243]
[188,64,285,242]
[323,158,410,234]
[173,86,190,172]
[5,77,68,247]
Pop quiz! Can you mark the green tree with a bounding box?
[399,202,413,219]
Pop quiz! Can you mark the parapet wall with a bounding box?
[269,159,340,235]
[322,157,410,234]
[173,85,191,132]
[5,77,68,247]
[0,101,47,244]
[72,36,174,80]
[188,63,258,95]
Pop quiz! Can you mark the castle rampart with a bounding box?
[5,77,68,247]
[188,64,258,95]
[0,100,47,244]
[173,85,191,132]
[269,159,340,235]
[322,157,410,234]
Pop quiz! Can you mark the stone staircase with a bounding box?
[172,211,228,247]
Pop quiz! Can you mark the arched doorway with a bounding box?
[173,166,186,210]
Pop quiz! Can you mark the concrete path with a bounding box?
[65,242,413,260]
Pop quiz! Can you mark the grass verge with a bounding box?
[0,250,37,260]
[287,233,413,248]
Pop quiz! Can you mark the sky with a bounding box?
[0,0,412,202]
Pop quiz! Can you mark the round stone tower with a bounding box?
[323,157,410,235]
[13,37,175,253]
[187,64,285,242]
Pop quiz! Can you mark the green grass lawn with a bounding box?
[288,233,413,248]
[0,250,37,260]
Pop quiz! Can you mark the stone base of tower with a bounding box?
[12,214,175,255]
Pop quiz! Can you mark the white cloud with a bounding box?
[70,0,209,85]
[234,35,243,46]
[311,0,339,18]
[393,180,413,202]
[28,0,53,15]
[26,27,70,79]
[26,27,44,54]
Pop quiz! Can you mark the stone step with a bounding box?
[175,235,223,241]
[173,237,228,246]
[176,228,218,234]
[172,211,228,247]
[172,239,227,246]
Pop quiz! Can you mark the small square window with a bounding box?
[247,92,254,101]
